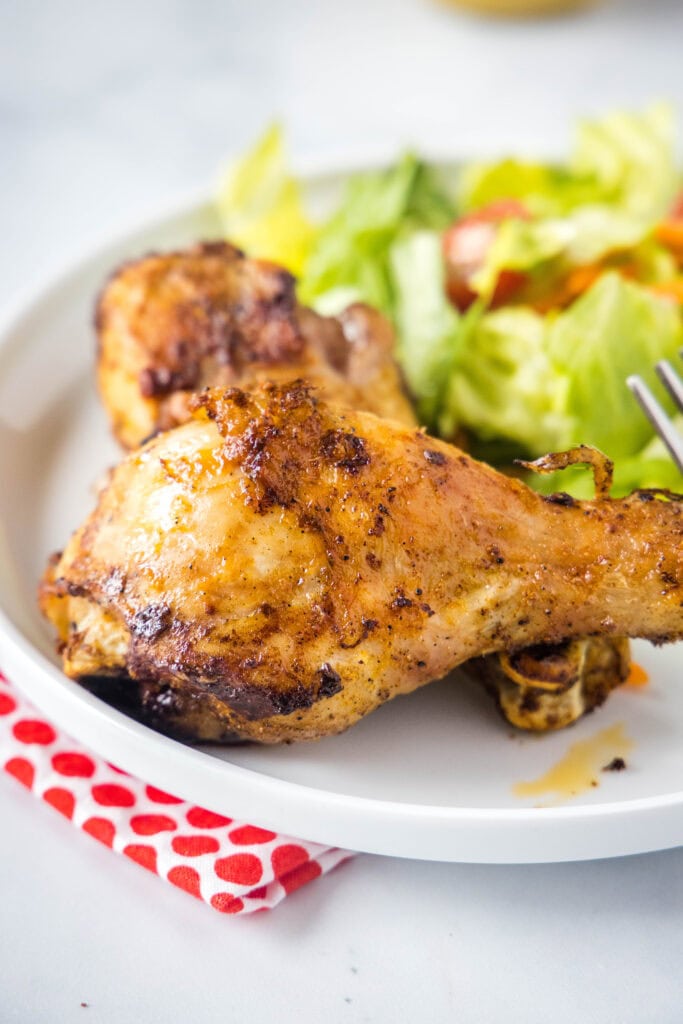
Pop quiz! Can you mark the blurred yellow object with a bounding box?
[217,124,316,276]
[442,0,596,15]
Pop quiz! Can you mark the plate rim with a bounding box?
[2,184,683,863]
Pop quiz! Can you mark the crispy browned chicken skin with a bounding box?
[93,240,630,736]
[40,383,682,744]
[96,241,416,448]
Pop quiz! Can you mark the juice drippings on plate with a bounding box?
[626,662,649,688]
[513,723,634,805]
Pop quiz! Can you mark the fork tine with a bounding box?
[626,374,683,473]
[655,359,683,414]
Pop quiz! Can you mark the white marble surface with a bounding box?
[2,0,683,1020]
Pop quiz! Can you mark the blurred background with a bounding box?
[1,0,681,307]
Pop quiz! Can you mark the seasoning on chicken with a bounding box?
[40,382,682,744]
[92,241,634,738]
[96,241,415,449]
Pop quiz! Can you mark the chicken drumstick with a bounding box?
[40,383,682,743]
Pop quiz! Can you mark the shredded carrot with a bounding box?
[531,262,632,313]
[655,220,683,261]
[564,264,604,298]
[626,663,649,688]
[650,278,683,303]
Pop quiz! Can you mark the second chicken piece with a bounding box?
[96,240,416,448]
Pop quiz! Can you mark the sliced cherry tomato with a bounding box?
[442,199,530,311]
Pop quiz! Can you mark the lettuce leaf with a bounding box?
[216,124,317,275]
[470,205,671,303]
[571,102,677,221]
[459,160,590,218]
[609,427,683,495]
[467,106,678,300]
[436,274,683,494]
[547,272,683,458]
[389,230,463,428]
[441,306,571,454]
[460,103,677,221]
[298,154,454,316]
[470,216,570,298]
[493,203,655,271]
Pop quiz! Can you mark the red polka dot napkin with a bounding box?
[0,670,353,914]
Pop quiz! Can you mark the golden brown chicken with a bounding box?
[93,240,630,736]
[40,382,682,744]
[96,241,416,448]
[71,636,631,741]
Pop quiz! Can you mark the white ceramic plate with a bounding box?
[1,169,682,863]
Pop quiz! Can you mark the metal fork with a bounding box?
[627,354,683,472]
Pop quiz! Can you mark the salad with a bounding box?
[216,106,683,497]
